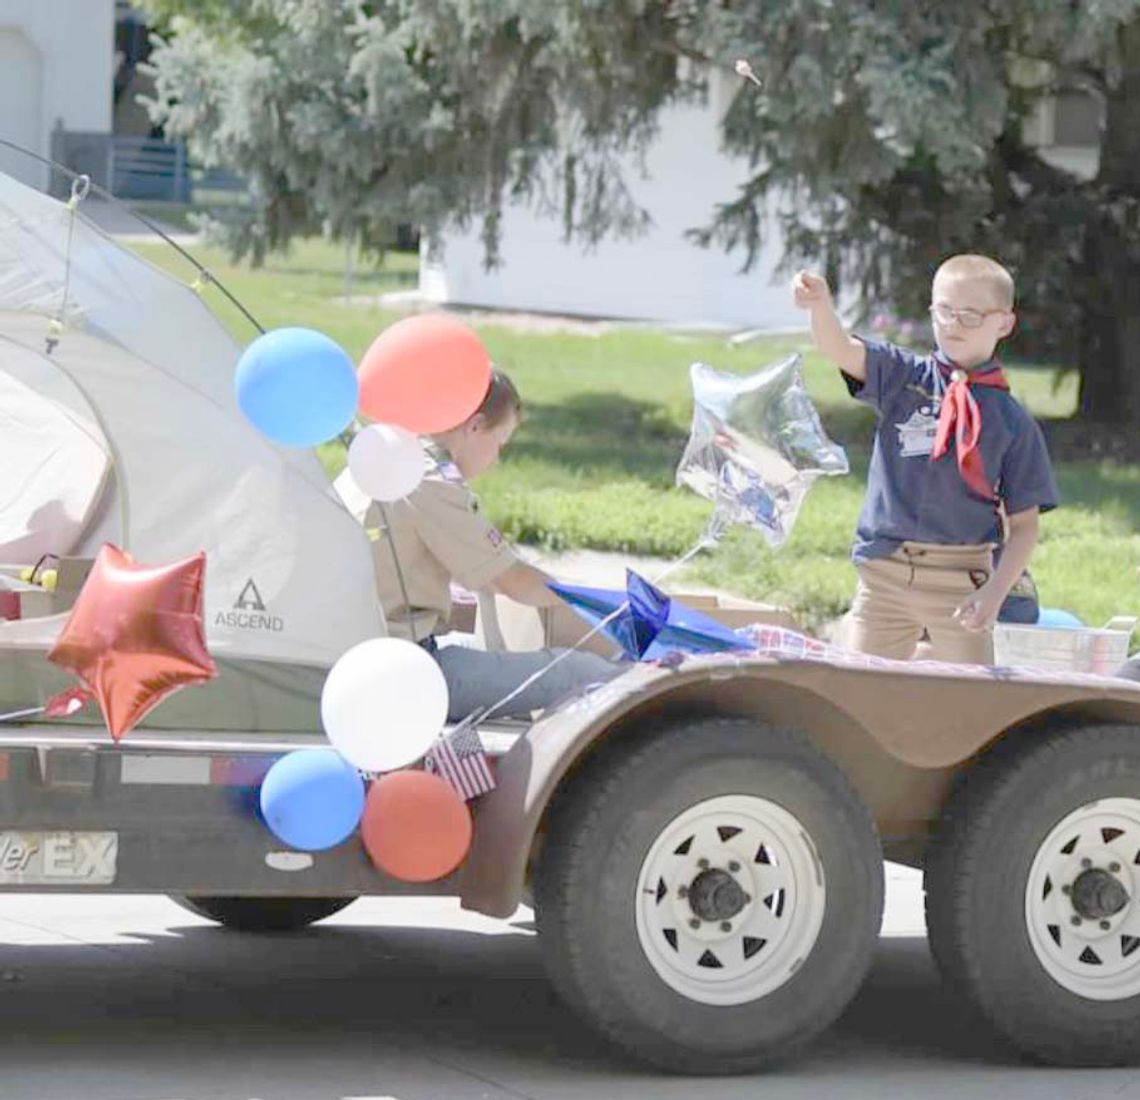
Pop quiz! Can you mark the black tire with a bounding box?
[168,894,356,931]
[534,716,883,1074]
[925,723,1140,1066]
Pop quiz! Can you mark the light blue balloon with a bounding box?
[1036,607,1084,629]
[235,327,359,446]
[259,749,364,851]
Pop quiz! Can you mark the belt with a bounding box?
[417,635,438,655]
[897,541,994,561]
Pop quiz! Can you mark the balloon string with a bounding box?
[457,536,713,730]
[0,706,45,724]
[375,501,419,642]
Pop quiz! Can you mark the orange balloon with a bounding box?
[361,770,473,883]
[357,314,492,434]
[46,544,217,741]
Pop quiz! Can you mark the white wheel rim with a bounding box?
[1025,797,1140,1000]
[634,794,826,1006]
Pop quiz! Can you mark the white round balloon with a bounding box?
[347,423,425,502]
[320,638,449,772]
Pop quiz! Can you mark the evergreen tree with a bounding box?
[144,0,692,265]
[144,0,1140,423]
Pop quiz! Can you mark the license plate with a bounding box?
[0,831,117,885]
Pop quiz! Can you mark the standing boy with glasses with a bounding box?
[791,254,1058,663]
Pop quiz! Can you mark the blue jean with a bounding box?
[434,644,620,722]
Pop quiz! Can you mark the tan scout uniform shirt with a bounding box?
[336,449,517,642]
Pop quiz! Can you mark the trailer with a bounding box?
[3,168,1140,1075]
[3,649,1140,1073]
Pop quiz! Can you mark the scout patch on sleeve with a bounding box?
[486,527,504,548]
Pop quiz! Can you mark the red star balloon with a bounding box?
[47,544,217,741]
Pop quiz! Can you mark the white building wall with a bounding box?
[0,0,114,190]
[425,80,1104,332]
[421,85,803,332]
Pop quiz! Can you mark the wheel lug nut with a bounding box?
[697,858,710,869]
[1071,916,1082,926]
[1081,858,1093,869]
[689,918,701,930]
[1100,920,1111,931]
[1062,884,1072,895]
[728,861,741,873]
[720,921,732,933]
[743,893,752,904]
[677,885,689,899]
[1110,862,1122,873]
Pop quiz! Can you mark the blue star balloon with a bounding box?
[550,570,754,661]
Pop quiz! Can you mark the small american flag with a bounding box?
[424,723,496,801]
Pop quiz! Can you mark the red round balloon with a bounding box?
[46,544,217,741]
[357,314,492,434]
[361,770,473,883]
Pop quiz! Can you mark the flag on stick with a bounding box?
[424,723,496,801]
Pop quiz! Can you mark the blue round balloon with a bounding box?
[1037,607,1084,629]
[235,327,359,446]
[259,749,364,851]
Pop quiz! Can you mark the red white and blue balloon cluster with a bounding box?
[234,314,492,882]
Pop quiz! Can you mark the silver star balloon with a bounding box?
[676,354,848,547]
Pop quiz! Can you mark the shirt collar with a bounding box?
[425,441,465,484]
[932,348,1001,375]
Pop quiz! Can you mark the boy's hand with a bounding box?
[792,271,832,311]
[954,583,1005,633]
[792,269,866,379]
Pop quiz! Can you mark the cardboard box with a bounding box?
[668,592,801,633]
[491,591,802,658]
[54,556,95,596]
[446,589,478,634]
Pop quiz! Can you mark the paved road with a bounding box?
[0,868,1134,1100]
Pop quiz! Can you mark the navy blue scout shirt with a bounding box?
[844,340,1058,563]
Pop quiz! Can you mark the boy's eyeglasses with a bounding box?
[929,304,1008,329]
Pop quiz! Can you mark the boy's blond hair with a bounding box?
[933,254,1015,310]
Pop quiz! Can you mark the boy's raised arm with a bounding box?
[792,271,868,382]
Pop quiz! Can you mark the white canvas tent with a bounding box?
[0,170,384,699]
[0,365,112,563]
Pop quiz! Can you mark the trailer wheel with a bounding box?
[534,716,882,1074]
[925,723,1140,1065]
[169,894,356,931]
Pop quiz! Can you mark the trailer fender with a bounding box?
[459,656,1140,918]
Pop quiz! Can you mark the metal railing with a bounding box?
[48,128,248,204]
[108,135,189,202]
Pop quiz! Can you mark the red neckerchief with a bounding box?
[930,353,1009,500]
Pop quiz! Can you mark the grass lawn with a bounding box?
[130,237,1140,635]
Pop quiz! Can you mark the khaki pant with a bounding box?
[844,542,995,664]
